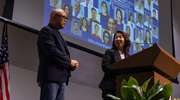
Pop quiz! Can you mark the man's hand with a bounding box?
[70,60,79,69]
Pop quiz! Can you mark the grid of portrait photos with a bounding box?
[45,0,159,55]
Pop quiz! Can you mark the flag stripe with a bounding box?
[1,71,7,100]
[0,23,10,100]
[4,63,10,100]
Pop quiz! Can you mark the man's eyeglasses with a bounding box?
[55,15,68,20]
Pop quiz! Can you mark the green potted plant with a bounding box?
[107,76,173,100]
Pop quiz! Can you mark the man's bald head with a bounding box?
[49,8,67,30]
[49,9,65,23]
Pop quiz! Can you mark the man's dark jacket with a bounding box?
[37,24,73,85]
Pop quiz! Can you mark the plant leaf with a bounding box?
[153,83,173,100]
[147,80,164,100]
[141,77,152,93]
[121,80,135,100]
[121,86,137,100]
[106,94,122,100]
[119,77,172,100]
[151,84,173,100]
[163,84,173,96]
[122,85,147,100]
[121,80,129,99]
[131,85,145,99]
[128,76,139,86]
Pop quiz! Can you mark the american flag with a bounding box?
[0,23,10,100]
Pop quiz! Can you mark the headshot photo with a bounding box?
[136,13,143,29]
[152,0,158,5]
[50,0,62,8]
[80,0,93,8]
[144,13,152,28]
[79,17,90,33]
[134,42,142,53]
[152,9,158,21]
[71,19,82,37]
[126,11,135,41]
[126,26,131,38]
[135,0,144,14]
[127,12,135,29]
[102,29,111,45]
[106,18,117,35]
[114,7,124,26]
[62,2,72,20]
[89,7,100,24]
[135,29,144,44]
[152,26,158,38]
[92,22,101,39]
[98,0,109,18]
[144,29,152,44]
[144,0,151,11]
[72,1,84,18]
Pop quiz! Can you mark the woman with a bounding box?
[64,4,70,16]
[103,30,111,45]
[99,1,109,18]
[80,17,89,33]
[144,29,151,43]
[116,8,123,25]
[127,12,135,41]
[127,13,135,28]
[63,3,72,20]
[99,30,131,100]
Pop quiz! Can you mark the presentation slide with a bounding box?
[43,0,159,55]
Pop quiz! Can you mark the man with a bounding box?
[135,43,141,53]
[81,0,93,8]
[37,8,79,100]
[152,9,158,21]
[50,0,62,8]
[72,20,82,36]
[135,29,144,44]
[90,7,100,24]
[145,0,151,10]
[107,18,117,43]
[73,1,82,18]
[135,0,144,14]
[144,13,151,28]
[126,26,132,40]
[153,26,158,38]
[92,24,100,39]
[136,13,143,28]
[107,18,117,35]
[153,0,158,5]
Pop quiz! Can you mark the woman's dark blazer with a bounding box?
[99,49,130,91]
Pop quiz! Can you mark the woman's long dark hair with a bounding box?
[116,8,123,22]
[103,30,111,45]
[144,29,151,43]
[101,1,108,14]
[112,30,131,52]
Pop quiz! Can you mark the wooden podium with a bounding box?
[111,44,180,97]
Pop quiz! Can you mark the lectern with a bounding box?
[111,43,180,97]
